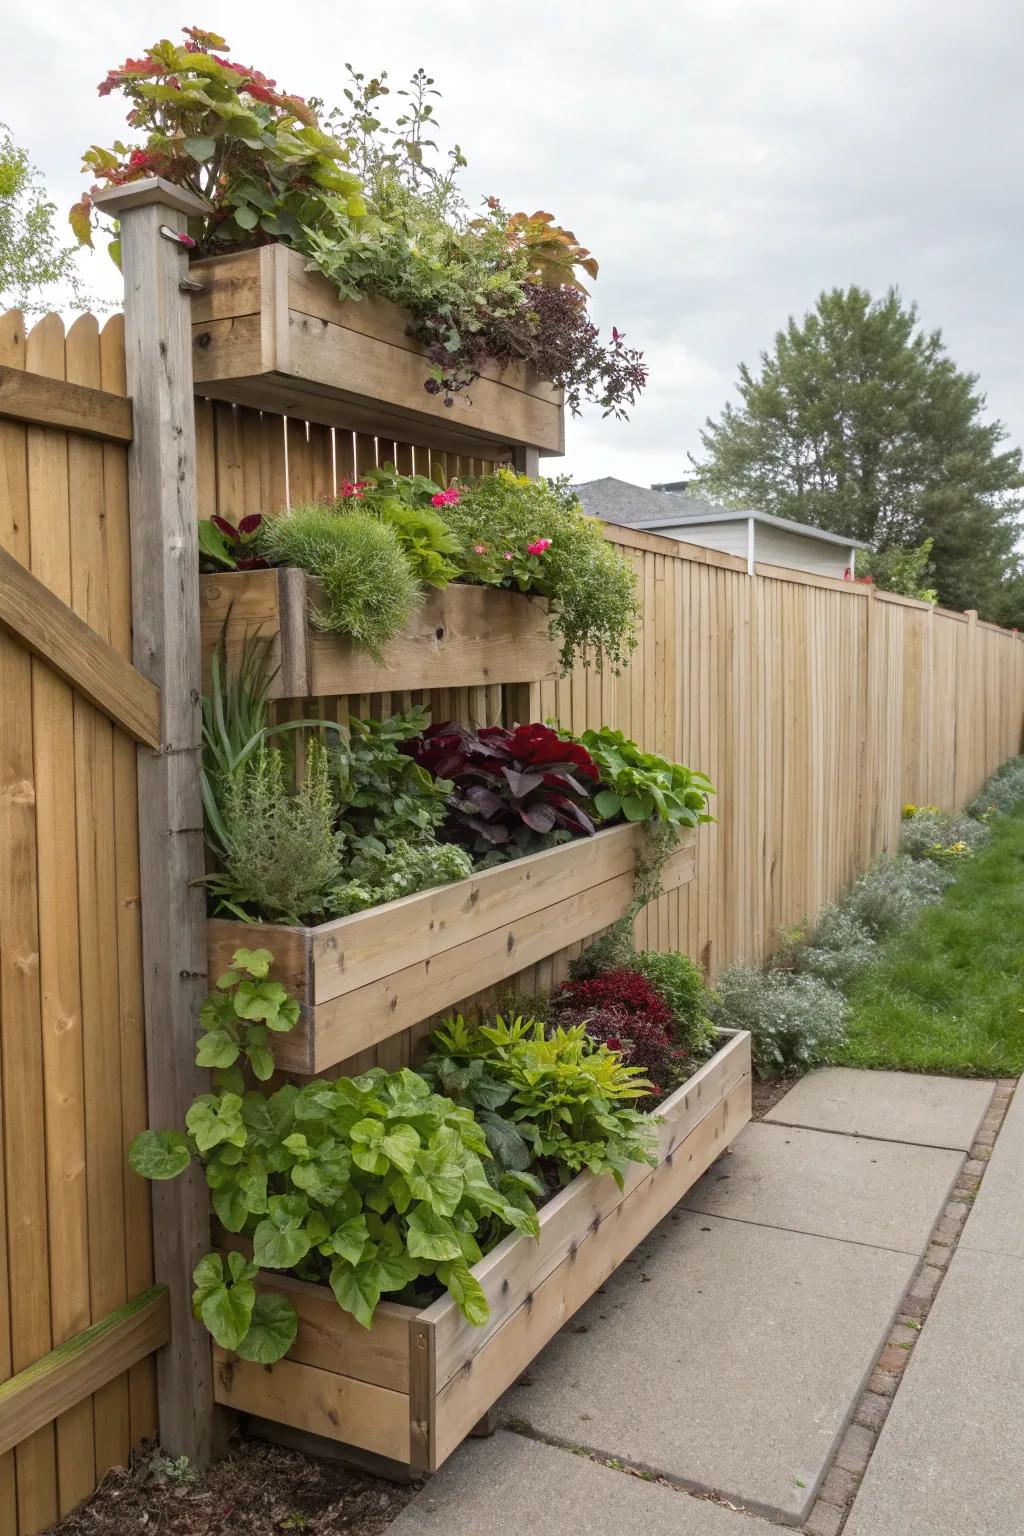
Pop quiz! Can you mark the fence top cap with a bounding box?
[92,176,209,220]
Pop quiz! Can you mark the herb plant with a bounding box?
[130,951,538,1359]
[426,1015,658,1187]
[410,721,599,860]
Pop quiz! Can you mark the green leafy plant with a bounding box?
[570,726,715,827]
[631,950,718,1057]
[444,473,642,672]
[713,963,848,1077]
[855,539,937,603]
[328,838,473,916]
[198,514,268,572]
[426,1015,659,1188]
[352,465,462,587]
[129,955,538,1358]
[257,503,420,661]
[72,27,365,263]
[208,740,344,923]
[330,707,451,848]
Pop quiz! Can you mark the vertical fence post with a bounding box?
[92,178,218,1461]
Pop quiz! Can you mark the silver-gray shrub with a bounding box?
[899,807,988,861]
[800,903,879,985]
[969,756,1024,820]
[842,853,952,940]
[714,962,847,1076]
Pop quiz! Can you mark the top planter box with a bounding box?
[189,246,565,459]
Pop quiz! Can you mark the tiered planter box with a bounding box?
[207,823,697,1075]
[189,245,565,458]
[212,1028,752,1474]
[199,568,559,699]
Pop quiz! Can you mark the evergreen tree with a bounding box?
[690,286,1023,616]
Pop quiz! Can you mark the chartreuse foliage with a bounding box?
[129,950,536,1360]
[571,726,715,828]
[426,1015,659,1188]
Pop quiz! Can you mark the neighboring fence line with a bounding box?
[0,303,1022,1534]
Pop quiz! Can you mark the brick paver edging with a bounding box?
[803,1078,1018,1536]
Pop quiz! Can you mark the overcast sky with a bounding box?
[9,0,1023,486]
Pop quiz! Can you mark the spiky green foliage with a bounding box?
[258,504,420,660]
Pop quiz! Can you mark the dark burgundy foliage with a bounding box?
[408,721,599,859]
[554,968,674,1031]
[211,512,269,569]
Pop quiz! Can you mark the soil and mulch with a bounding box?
[45,1438,416,1536]
[750,1076,796,1120]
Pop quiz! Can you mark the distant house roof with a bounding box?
[573,477,870,551]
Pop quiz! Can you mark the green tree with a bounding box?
[855,539,937,603]
[690,286,1023,616]
[0,124,91,313]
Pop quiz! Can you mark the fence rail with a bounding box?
[1,302,1022,1534]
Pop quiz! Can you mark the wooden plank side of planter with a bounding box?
[211,1349,412,1463]
[425,1029,749,1387]
[428,1067,752,1469]
[199,570,558,700]
[206,828,698,1075]
[190,247,564,456]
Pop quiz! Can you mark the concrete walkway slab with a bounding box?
[683,1122,962,1253]
[766,1067,994,1149]
[501,1209,916,1523]
[386,1432,759,1536]
[958,1084,1024,1260]
[845,1245,1024,1536]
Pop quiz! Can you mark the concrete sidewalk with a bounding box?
[386,1067,1019,1536]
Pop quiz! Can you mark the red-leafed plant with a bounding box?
[198,514,268,572]
[409,721,599,861]
[554,968,674,1032]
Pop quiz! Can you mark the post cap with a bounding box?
[92,177,210,220]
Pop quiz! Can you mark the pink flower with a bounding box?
[338,480,366,500]
[502,551,514,561]
[431,488,462,507]
[473,544,487,555]
[526,537,552,556]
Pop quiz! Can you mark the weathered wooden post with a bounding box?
[92,177,218,1461]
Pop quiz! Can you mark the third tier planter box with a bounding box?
[189,245,564,458]
[200,568,559,699]
[207,823,698,1075]
[212,1027,752,1474]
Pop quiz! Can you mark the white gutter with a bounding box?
[747,516,756,577]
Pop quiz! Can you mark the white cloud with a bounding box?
[9,0,1023,489]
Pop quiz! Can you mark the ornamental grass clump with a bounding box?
[714,963,848,1077]
[258,503,420,660]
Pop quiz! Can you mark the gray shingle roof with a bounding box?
[573,477,869,550]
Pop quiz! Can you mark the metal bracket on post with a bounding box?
[92,176,222,1464]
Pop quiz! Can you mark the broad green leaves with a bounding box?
[128,1129,191,1180]
[192,1251,256,1351]
[578,727,715,830]
[195,948,300,1082]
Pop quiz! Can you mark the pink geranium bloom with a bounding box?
[474,544,487,555]
[431,488,462,507]
[526,537,552,556]
[502,551,514,560]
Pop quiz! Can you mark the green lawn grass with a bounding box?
[829,809,1024,1076]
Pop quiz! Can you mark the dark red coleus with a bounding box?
[210,513,268,570]
[408,721,599,854]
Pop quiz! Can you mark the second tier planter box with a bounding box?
[189,245,564,458]
[200,568,559,699]
[212,1028,752,1474]
[207,822,697,1075]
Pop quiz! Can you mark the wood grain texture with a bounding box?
[0,546,160,747]
[0,1289,169,1459]
[0,363,132,442]
[115,197,218,1463]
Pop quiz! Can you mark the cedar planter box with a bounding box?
[207,823,697,1076]
[189,246,564,458]
[200,568,559,700]
[212,1028,752,1474]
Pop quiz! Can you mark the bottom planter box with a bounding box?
[212,1028,751,1475]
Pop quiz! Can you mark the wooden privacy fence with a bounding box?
[1,292,1023,1525]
